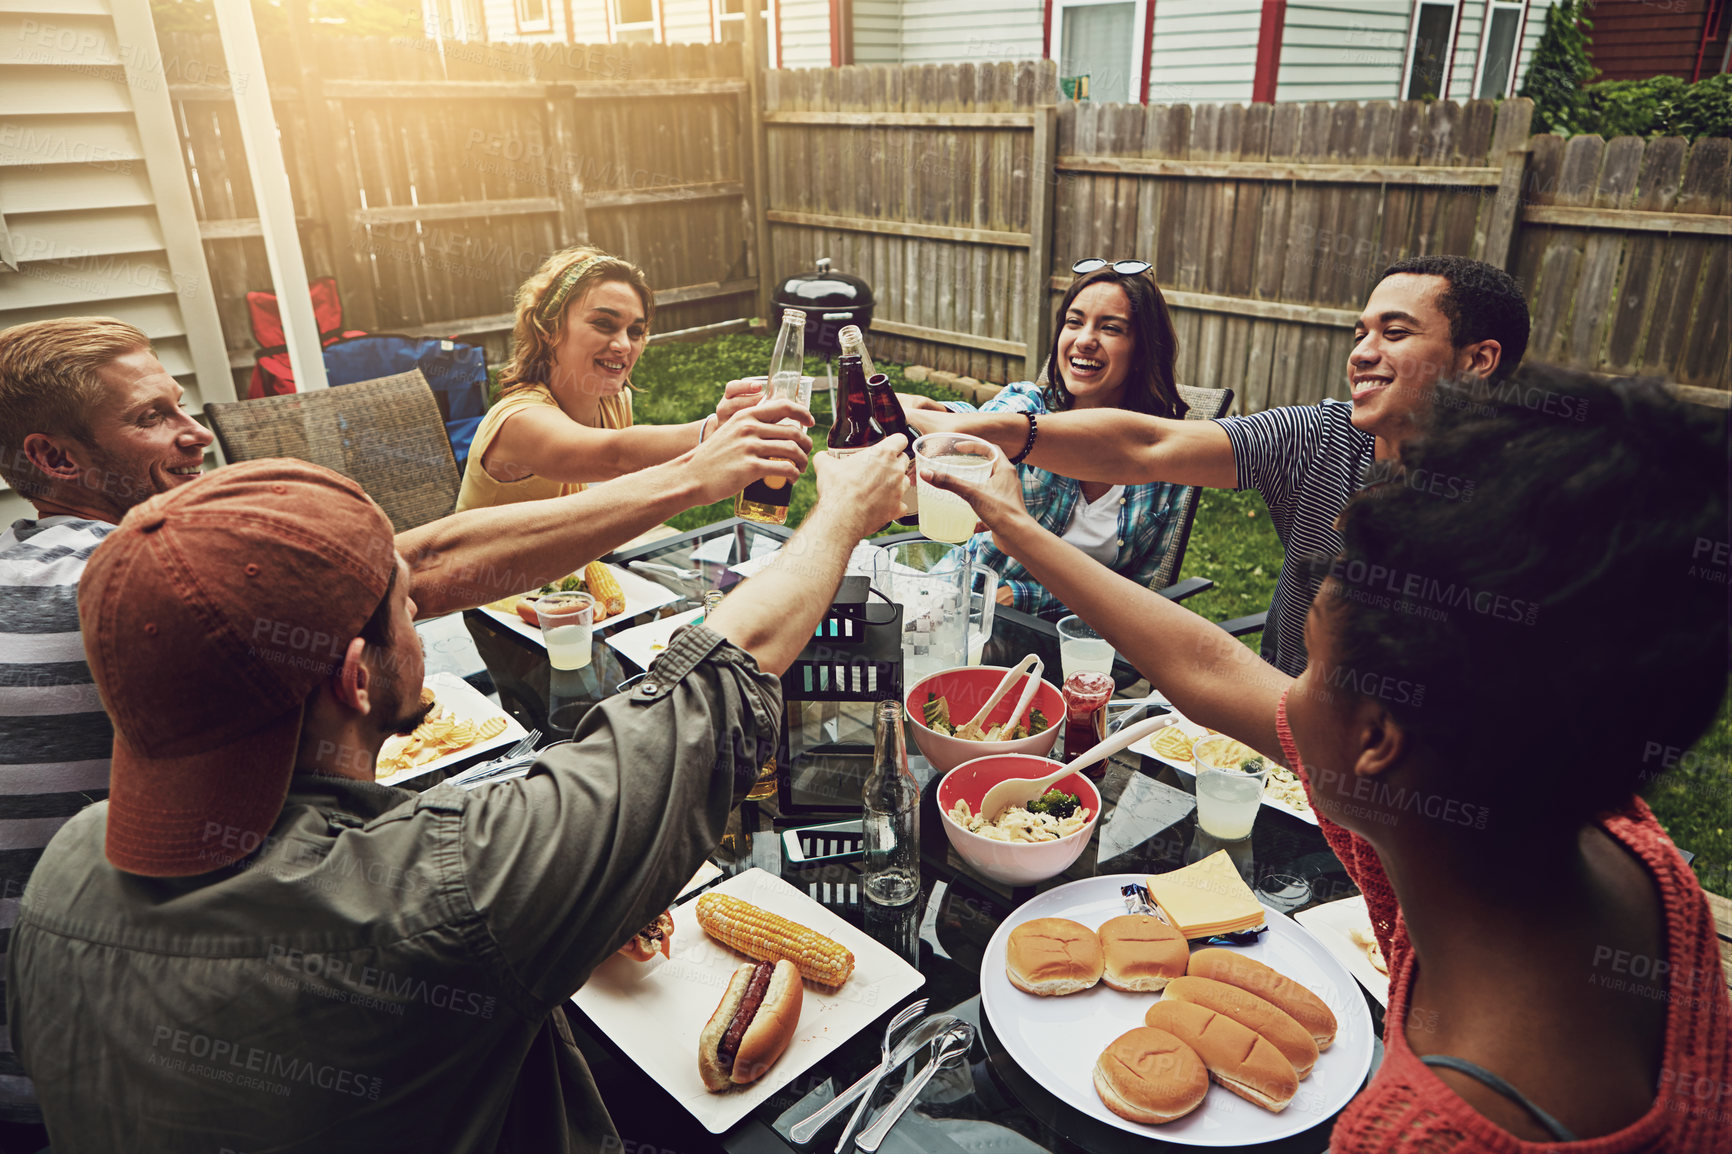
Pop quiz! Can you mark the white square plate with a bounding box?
[570,868,925,1134]
[1294,894,1390,1007]
[605,607,703,671]
[1128,708,1318,826]
[477,563,683,644]
[375,672,527,787]
[980,874,1375,1146]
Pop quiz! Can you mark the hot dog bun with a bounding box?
[1162,976,1319,1078]
[698,960,802,1091]
[1006,917,1104,996]
[1144,999,1297,1113]
[1092,1027,1209,1125]
[1188,948,1337,1050]
[617,911,674,962]
[1097,915,1189,992]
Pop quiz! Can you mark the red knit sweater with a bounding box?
[1275,690,1732,1152]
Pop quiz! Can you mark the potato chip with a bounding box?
[420,686,437,707]
[1153,726,1197,763]
[475,716,508,741]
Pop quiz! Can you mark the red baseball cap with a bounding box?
[78,459,397,877]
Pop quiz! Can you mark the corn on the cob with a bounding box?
[584,561,626,616]
[695,893,855,988]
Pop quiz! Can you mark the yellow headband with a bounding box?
[535,255,604,327]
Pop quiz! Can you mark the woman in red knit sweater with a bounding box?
[926,363,1730,1150]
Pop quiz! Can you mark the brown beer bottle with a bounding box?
[828,352,877,453]
[865,373,921,526]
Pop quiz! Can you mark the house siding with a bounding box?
[1276,0,1409,103]
[779,0,832,67]
[854,0,902,63]
[0,0,229,519]
[899,0,1043,65]
[664,0,717,43]
[1150,0,1262,104]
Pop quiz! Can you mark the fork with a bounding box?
[447,729,541,787]
[826,998,927,1152]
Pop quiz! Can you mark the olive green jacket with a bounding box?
[7,625,777,1153]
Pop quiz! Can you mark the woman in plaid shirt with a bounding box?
[927,261,1190,619]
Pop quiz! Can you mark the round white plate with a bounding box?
[980,874,1375,1146]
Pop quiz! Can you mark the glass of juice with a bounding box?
[1057,614,1115,681]
[912,432,994,544]
[536,592,596,671]
[1193,736,1270,841]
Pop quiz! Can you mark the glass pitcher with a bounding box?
[881,541,997,685]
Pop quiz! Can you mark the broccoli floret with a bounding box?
[1239,756,1267,773]
[1026,707,1051,735]
[1026,788,1079,819]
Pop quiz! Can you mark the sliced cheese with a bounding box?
[1146,851,1267,939]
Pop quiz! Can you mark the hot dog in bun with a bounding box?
[617,911,675,962]
[699,959,803,1091]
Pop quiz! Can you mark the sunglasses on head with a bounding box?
[1072,257,1152,276]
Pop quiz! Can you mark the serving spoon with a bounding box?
[977,713,1179,822]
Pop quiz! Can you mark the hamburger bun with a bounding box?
[698,959,802,1091]
[1092,1027,1208,1125]
[1188,948,1337,1050]
[1144,999,1298,1112]
[1097,915,1189,992]
[1162,976,1319,1077]
[1006,918,1105,996]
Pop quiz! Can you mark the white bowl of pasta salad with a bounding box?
[937,754,1102,885]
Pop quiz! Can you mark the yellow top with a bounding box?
[1144,851,1266,939]
[455,384,633,512]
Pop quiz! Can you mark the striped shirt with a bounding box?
[0,515,115,1121]
[1216,400,1376,676]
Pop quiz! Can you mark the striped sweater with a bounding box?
[0,515,115,1120]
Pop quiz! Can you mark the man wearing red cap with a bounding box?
[7,430,912,1149]
[0,315,822,1144]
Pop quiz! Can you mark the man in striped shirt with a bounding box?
[0,318,210,1128]
[0,315,817,1138]
[907,256,1529,675]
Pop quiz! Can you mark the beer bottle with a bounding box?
[735,310,807,525]
[827,352,876,454]
[866,371,921,525]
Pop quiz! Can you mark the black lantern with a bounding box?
[776,575,903,815]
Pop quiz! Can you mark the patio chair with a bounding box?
[204,369,460,534]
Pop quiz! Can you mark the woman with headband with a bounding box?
[455,247,764,512]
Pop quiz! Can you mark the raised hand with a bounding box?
[812,435,912,534]
[690,396,813,504]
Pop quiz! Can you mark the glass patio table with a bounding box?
[460,517,1373,1154]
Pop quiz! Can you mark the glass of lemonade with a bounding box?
[536,592,596,671]
[1057,614,1115,681]
[1193,736,1270,841]
[912,432,994,544]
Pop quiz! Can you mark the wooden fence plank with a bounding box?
[1054,157,1502,185]
[765,110,1035,128]
[1607,137,1688,370]
[1570,136,1645,367]
[1521,205,1732,236]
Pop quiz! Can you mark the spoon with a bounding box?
[977,713,1180,821]
[786,1013,961,1145]
[854,1022,976,1152]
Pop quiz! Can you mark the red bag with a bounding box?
[245,277,365,398]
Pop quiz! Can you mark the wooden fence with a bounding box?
[165,32,758,395]
[760,61,1059,384]
[158,34,1730,400]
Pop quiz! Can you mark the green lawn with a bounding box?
[631,332,1732,897]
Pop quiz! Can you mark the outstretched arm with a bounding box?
[923,451,1289,757]
[399,397,814,617]
[899,398,1239,489]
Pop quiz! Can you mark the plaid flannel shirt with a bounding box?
[945,380,1185,620]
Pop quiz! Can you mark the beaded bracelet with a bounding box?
[1008,412,1039,465]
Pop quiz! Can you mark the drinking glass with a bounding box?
[1056,614,1115,681]
[912,433,993,544]
[1193,737,1269,841]
[536,592,596,671]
